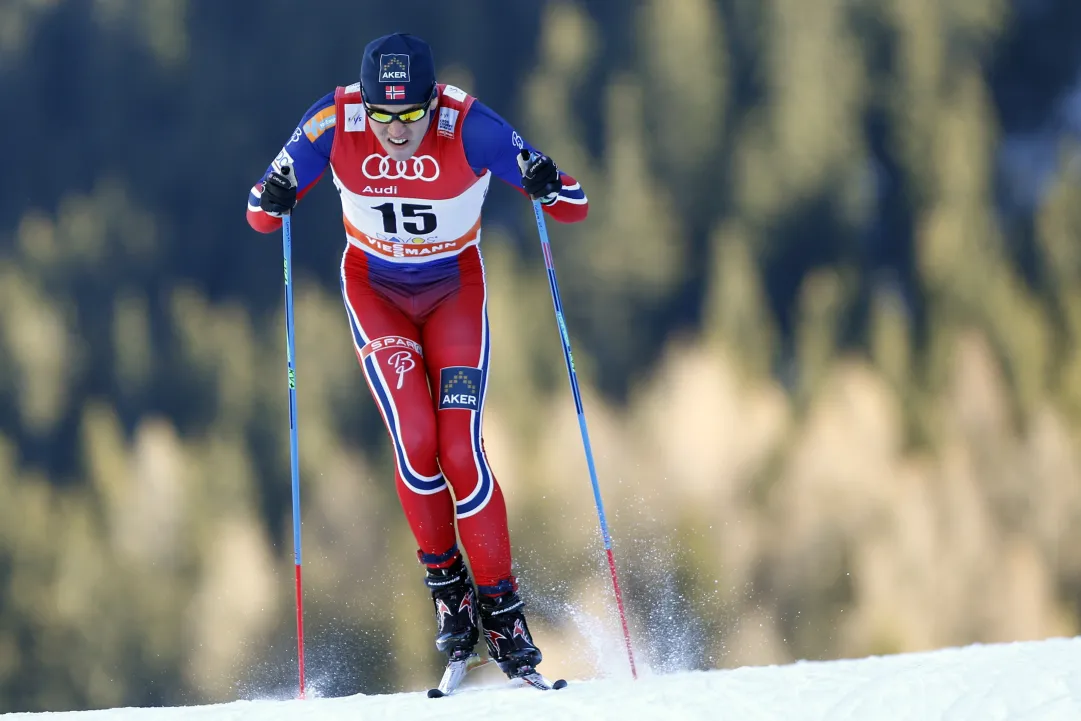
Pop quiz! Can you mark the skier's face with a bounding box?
[367,98,437,161]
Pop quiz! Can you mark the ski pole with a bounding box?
[523,152,638,679]
[280,167,307,698]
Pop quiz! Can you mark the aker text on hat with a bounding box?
[379,54,411,83]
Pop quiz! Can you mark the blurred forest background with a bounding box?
[3,0,1081,713]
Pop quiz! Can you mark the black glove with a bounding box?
[260,166,297,216]
[518,150,561,204]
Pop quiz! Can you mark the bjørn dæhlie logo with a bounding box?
[379,54,410,83]
[438,366,482,410]
[387,350,415,390]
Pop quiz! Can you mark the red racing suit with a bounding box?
[247,83,588,592]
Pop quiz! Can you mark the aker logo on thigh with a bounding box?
[438,366,482,410]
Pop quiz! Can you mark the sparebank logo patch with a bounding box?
[438,366,482,410]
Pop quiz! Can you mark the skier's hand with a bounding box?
[260,166,297,216]
[517,150,561,205]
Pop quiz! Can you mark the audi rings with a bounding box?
[362,154,441,182]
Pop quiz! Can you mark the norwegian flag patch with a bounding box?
[385,85,405,100]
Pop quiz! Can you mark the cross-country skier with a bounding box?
[246,32,587,681]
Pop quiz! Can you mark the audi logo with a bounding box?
[362,154,441,182]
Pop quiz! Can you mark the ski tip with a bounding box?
[427,688,446,699]
[553,679,568,690]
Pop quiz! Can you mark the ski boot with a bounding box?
[478,590,543,678]
[424,556,479,659]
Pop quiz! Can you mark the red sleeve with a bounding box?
[246,177,323,234]
[247,183,283,233]
[513,172,588,224]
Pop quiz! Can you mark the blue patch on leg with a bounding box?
[438,367,483,410]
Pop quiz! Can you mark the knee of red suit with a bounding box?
[398,420,439,464]
[436,433,484,481]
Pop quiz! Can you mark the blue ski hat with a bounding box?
[360,33,437,106]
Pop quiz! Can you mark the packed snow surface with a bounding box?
[6,637,1081,720]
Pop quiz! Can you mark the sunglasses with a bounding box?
[363,103,431,124]
[363,84,438,125]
